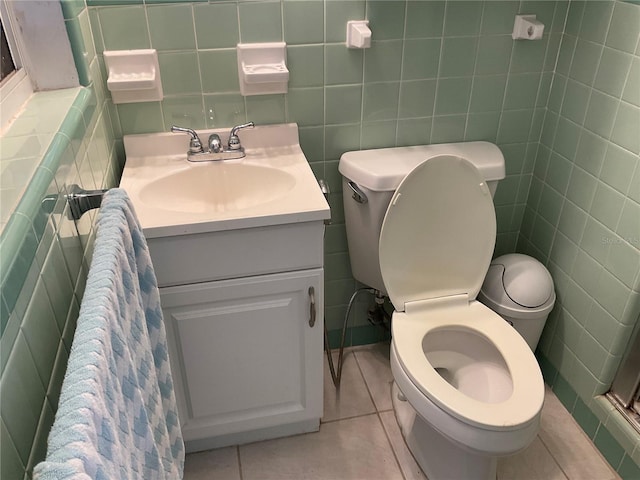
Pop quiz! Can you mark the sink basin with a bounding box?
[120,123,330,237]
[139,163,296,214]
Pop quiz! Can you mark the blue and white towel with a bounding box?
[34,189,184,480]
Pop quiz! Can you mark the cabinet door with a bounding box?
[160,269,323,444]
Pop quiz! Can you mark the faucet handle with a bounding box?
[171,125,204,154]
[228,121,254,150]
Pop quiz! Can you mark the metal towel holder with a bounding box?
[65,184,109,220]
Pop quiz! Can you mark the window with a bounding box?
[0,21,16,81]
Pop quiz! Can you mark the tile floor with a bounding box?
[184,343,620,480]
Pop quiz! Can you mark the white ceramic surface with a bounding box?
[120,123,329,238]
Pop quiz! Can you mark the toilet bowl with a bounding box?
[339,144,545,480]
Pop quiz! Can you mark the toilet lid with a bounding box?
[379,155,496,311]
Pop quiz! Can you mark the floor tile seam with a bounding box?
[536,432,571,480]
[538,419,618,480]
[352,347,385,412]
[236,445,244,480]
[320,410,378,425]
[376,410,409,480]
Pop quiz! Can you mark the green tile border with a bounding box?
[538,351,640,476]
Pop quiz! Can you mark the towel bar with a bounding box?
[66,184,109,220]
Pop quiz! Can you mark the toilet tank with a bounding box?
[338,142,505,293]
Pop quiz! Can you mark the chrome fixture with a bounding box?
[347,180,368,204]
[228,122,254,150]
[171,122,255,162]
[66,184,109,220]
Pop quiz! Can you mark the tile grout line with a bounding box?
[352,347,408,480]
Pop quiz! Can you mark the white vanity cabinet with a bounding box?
[120,123,330,452]
[147,220,326,452]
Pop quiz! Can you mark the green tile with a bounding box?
[39,237,74,333]
[594,425,625,470]
[325,45,363,85]
[98,5,150,51]
[585,302,619,352]
[60,0,85,20]
[245,95,286,125]
[552,372,578,411]
[520,1,557,29]
[1,419,25,480]
[618,455,640,480]
[325,251,352,281]
[579,0,614,44]
[510,37,547,74]
[158,51,202,95]
[593,269,630,320]
[88,0,143,4]
[544,33,563,72]
[283,0,324,45]
[556,36,577,77]
[600,144,637,195]
[564,0,585,36]
[366,0,406,40]
[481,1,519,35]
[469,75,507,113]
[605,239,640,290]
[288,45,324,88]
[27,399,55,474]
[567,166,597,211]
[116,102,164,134]
[622,57,640,106]
[162,95,206,130]
[576,130,607,176]
[553,116,580,161]
[475,36,512,75]
[405,1,444,38]
[569,39,603,87]
[299,126,324,162]
[396,117,432,147]
[65,17,90,86]
[194,3,239,49]
[606,1,640,53]
[504,73,541,110]
[595,48,632,99]
[363,82,399,122]
[617,200,640,248]
[550,1,569,33]
[498,110,533,144]
[561,79,590,124]
[148,4,195,51]
[444,1,481,36]
[325,225,348,254]
[584,90,618,139]
[325,124,361,160]
[325,0,365,43]
[581,217,613,264]
[402,38,440,80]
[545,152,572,195]
[199,49,239,93]
[431,115,466,144]
[239,1,282,43]
[611,102,640,154]
[0,332,45,467]
[558,201,588,245]
[435,77,472,115]
[364,40,402,82]
[398,80,436,118]
[287,88,324,126]
[465,112,500,143]
[325,85,362,125]
[440,37,477,77]
[361,120,397,150]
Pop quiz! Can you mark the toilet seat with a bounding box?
[392,300,544,431]
[379,154,544,435]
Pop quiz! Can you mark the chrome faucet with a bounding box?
[171,122,255,162]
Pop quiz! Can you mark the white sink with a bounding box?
[120,124,329,238]
[139,163,296,214]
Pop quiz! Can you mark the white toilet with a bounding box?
[339,142,545,480]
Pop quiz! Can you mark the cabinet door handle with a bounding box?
[308,286,316,327]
